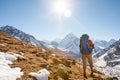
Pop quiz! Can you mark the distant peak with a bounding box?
[109,39,116,44]
[109,39,116,42]
[0,25,17,30]
[64,32,77,40]
[68,32,74,35]
[66,32,75,37]
[3,25,14,28]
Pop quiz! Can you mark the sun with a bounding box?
[64,9,72,17]
[52,0,72,17]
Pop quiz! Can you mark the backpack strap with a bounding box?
[79,39,82,49]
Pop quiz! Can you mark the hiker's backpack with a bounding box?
[80,34,94,53]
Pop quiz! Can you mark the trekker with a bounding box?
[79,34,94,78]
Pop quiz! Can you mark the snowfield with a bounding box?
[29,69,50,80]
[0,52,23,80]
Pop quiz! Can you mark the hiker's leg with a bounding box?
[87,54,93,75]
[82,54,87,77]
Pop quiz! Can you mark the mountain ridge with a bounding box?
[0,25,117,55]
[0,25,44,47]
[94,39,120,79]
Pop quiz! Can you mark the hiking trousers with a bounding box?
[81,53,93,72]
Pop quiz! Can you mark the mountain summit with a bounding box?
[58,33,80,54]
[65,32,77,39]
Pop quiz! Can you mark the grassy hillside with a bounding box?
[0,32,116,80]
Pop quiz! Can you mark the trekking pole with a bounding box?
[79,51,81,80]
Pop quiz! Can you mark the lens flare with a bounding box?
[52,0,72,17]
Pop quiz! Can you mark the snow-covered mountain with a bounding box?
[94,39,120,64]
[51,33,116,54]
[93,40,117,58]
[109,39,117,45]
[92,39,116,52]
[94,39,120,79]
[58,33,80,54]
[94,40,110,49]
[0,25,44,47]
[0,25,116,55]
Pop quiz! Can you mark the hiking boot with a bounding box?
[84,73,87,79]
[90,72,93,77]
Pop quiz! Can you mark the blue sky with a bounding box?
[0,0,120,41]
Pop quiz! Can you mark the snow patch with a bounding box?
[57,47,69,52]
[29,69,50,80]
[19,52,24,56]
[15,36,20,40]
[0,52,23,80]
[0,52,17,62]
[45,45,55,49]
[51,54,56,57]
[42,48,46,52]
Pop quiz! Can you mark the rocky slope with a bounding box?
[0,31,116,80]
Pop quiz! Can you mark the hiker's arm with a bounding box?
[89,40,94,48]
[91,42,94,48]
